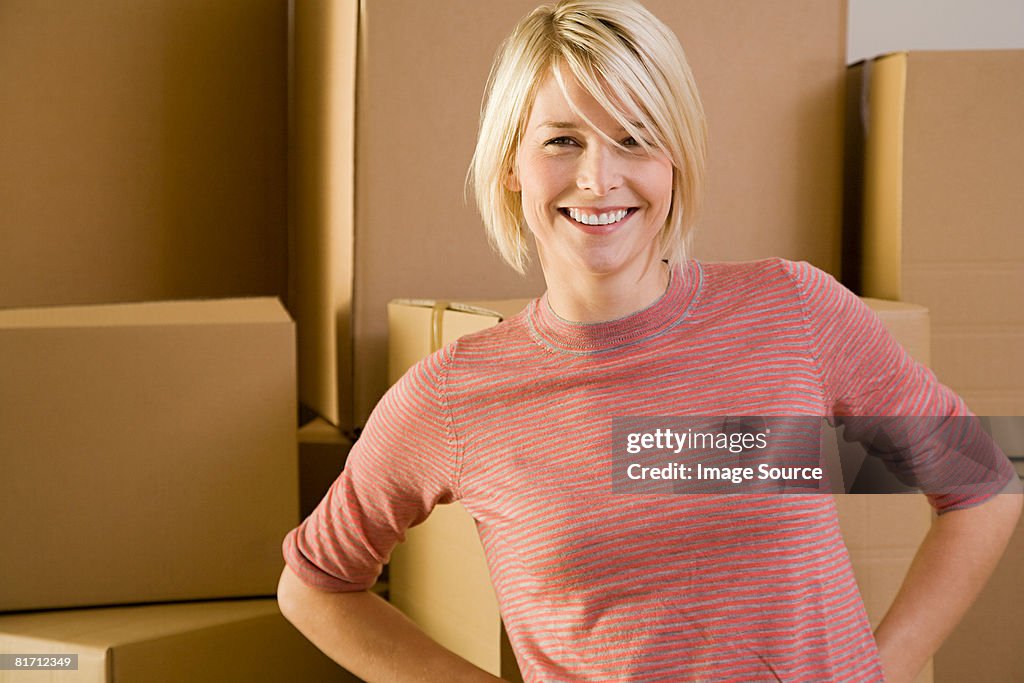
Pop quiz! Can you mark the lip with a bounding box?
[558,207,638,235]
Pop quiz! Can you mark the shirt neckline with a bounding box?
[527,260,702,354]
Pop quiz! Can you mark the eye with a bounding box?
[621,136,638,146]
[544,136,578,146]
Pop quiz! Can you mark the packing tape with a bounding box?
[430,301,450,354]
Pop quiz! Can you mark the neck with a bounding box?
[543,258,671,323]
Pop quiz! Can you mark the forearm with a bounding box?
[873,487,1023,683]
[277,565,505,683]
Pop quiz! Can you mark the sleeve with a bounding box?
[781,259,1018,514]
[281,344,462,591]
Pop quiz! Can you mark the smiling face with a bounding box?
[509,68,675,291]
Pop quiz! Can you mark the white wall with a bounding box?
[848,0,1024,63]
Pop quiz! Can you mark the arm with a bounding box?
[279,348,503,681]
[278,565,505,683]
[873,487,1023,683]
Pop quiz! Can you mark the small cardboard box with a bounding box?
[386,295,934,682]
[0,599,357,682]
[848,50,1024,414]
[298,417,354,520]
[0,298,298,612]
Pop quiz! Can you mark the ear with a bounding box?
[503,166,521,192]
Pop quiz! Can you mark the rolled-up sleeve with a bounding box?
[783,259,1018,514]
[283,344,462,591]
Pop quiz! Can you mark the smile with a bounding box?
[559,207,636,227]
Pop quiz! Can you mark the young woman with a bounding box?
[278,2,1021,681]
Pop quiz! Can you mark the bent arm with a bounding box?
[873,487,1023,683]
[277,565,505,683]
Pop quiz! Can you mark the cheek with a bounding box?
[519,164,566,215]
[646,162,675,215]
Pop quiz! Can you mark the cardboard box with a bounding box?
[0,0,288,310]
[0,299,298,612]
[298,418,354,520]
[0,599,358,682]
[289,0,358,429]
[386,295,934,682]
[848,50,1024,414]
[353,0,848,427]
[386,299,528,678]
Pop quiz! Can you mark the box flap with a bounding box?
[0,600,277,649]
[389,298,531,322]
[0,298,290,329]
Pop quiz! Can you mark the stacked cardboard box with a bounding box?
[846,49,1024,682]
[0,0,289,310]
[0,299,355,680]
[0,600,356,683]
[386,296,936,683]
[849,50,1024,414]
[0,298,297,611]
[0,2,357,678]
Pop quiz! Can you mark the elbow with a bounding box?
[277,564,304,625]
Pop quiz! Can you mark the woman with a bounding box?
[278,1,1021,681]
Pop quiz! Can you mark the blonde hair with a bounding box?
[469,0,708,274]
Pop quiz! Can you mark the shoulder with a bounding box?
[699,257,831,290]
[440,300,538,363]
[694,258,840,316]
[388,300,538,400]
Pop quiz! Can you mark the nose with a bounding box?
[576,142,623,196]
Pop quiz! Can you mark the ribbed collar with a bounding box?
[527,261,702,354]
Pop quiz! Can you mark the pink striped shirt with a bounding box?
[284,258,1013,681]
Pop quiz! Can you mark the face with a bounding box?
[509,68,674,285]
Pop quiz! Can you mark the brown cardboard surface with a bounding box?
[387,299,533,387]
[298,418,354,519]
[0,0,288,309]
[0,599,358,682]
[387,295,934,680]
[354,0,847,426]
[387,299,528,675]
[855,50,1024,414]
[289,0,358,429]
[935,512,1024,682]
[0,299,297,612]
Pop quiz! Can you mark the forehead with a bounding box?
[524,68,629,133]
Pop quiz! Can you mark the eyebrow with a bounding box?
[540,121,644,131]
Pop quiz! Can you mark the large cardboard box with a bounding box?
[0,599,357,682]
[0,299,298,612]
[386,295,934,682]
[849,50,1024,414]
[353,0,848,427]
[288,0,358,429]
[0,0,288,310]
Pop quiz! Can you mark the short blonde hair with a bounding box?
[469,0,708,274]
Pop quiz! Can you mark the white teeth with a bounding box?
[566,208,629,226]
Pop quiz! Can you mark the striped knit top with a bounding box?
[284,258,1014,682]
